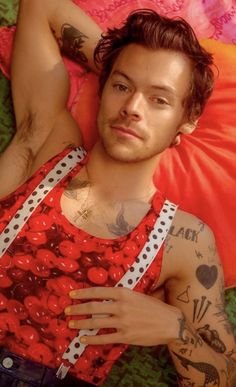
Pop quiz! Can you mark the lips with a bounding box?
[111,125,142,139]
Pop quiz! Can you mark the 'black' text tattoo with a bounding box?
[169,225,201,243]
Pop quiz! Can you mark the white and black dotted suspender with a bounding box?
[56,200,178,380]
[0,147,87,257]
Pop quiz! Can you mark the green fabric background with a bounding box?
[0,2,235,386]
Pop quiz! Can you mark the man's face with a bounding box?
[97,44,192,162]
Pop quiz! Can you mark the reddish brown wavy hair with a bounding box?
[94,9,215,122]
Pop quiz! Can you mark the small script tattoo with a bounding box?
[195,250,203,259]
[193,296,212,323]
[173,351,220,387]
[61,24,88,64]
[106,205,134,236]
[196,264,218,289]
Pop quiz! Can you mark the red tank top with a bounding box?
[0,147,167,385]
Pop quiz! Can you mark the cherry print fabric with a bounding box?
[0,147,167,386]
[0,1,235,287]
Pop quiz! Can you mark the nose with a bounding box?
[119,92,143,121]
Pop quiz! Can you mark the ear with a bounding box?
[179,120,198,135]
[171,120,198,146]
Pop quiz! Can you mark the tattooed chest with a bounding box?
[61,190,150,239]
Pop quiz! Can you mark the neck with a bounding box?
[86,141,160,203]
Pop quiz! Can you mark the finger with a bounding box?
[65,300,116,316]
[68,316,118,330]
[69,286,131,300]
[80,332,122,345]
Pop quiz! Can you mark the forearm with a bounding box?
[168,314,236,386]
[42,0,102,71]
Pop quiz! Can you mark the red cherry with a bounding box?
[85,346,103,359]
[0,253,12,269]
[58,295,71,310]
[44,194,57,207]
[81,255,94,268]
[54,338,70,353]
[6,337,28,358]
[46,279,61,294]
[36,249,56,268]
[31,260,51,277]
[0,269,13,288]
[27,343,53,363]
[28,214,52,231]
[7,300,28,320]
[47,294,63,315]
[87,267,108,285]
[59,240,80,259]
[55,257,79,273]
[56,276,79,294]
[0,312,19,332]
[108,266,124,282]
[29,304,51,324]
[74,357,90,372]
[13,254,32,271]
[75,236,97,253]
[106,347,124,361]
[123,240,139,256]
[18,325,39,345]
[122,255,135,271]
[24,296,40,310]
[0,293,7,310]
[48,208,63,224]
[26,231,47,245]
[7,267,26,282]
[105,249,124,265]
[134,230,148,246]
[48,319,70,338]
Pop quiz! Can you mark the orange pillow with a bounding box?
[73,39,236,288]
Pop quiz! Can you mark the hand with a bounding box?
[65,287,182,346]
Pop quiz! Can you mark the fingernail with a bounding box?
[64,307,70,315]
[80,336,87,343]
[69,320,75,328]
[69,291,76,298]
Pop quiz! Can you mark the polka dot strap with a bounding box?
[0,147,86,257]
[56,199,178,380]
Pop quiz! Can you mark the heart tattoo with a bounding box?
[196,265,218,289]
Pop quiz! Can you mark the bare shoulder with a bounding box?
[159,208,219,283]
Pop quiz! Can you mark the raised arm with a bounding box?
[0,0,102,198]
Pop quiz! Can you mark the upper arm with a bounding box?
[163,212,236,355]
[0,0,89,198]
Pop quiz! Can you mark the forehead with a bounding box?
[111,44,192,98]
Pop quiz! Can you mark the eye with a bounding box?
[113,83,129,93]
[151,96,169,105]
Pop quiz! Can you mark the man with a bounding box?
[0,0,235,386]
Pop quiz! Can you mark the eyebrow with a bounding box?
[111,70,177,97]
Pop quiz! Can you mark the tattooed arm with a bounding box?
[163,210,236,386]
[0,0,102,198]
